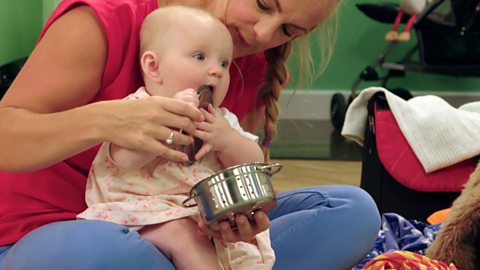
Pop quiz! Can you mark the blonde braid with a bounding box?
[258,41,293,161]
[256,0,340,161]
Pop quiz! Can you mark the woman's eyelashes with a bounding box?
[255,0,294,38]
[281,25,293,37]
[256,0,271,12]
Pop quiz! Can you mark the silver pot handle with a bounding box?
[256,163,282,175]
[182,195,197,208]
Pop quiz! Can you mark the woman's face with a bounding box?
[222,0,336,58]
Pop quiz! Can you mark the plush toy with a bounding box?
[385,0,431,41]
[426,163,480,270]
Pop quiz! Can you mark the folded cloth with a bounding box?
[459,101,480,113]
[342,87,480,173]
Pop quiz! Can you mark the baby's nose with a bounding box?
[209,66,223,77]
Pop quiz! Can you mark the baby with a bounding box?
[77,5,274,270]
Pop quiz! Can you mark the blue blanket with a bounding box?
[354,213,442,269]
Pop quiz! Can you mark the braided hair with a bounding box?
[256,2,340,161]
[257,41,293,161]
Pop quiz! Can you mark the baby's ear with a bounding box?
[140,51,162,82]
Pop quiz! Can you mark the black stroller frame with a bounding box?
[330,0,480,130]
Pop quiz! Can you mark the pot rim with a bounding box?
[189,162,281,192]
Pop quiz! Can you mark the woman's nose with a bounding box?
[253,18,277,45]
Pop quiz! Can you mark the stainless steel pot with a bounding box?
[183,162,282,230]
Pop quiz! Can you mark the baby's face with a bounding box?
[157,16,234,107]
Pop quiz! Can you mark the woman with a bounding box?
[0,0,381,269]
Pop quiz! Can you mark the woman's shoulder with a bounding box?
[43,0,158,38]
[36,0,157,100]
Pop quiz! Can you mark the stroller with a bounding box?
[330,0,480,130]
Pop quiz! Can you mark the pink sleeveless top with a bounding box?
[0,0,268,246]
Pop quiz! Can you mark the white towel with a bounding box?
[341,87,480,173]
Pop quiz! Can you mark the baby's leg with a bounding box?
[139,218,220,270]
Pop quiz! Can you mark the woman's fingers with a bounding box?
[100,97,207,162]
[148,141,189,162]
[161,129,192,146]
[156,97,204,122]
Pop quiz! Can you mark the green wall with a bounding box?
[43,0,62,24]
[293,0,480,92]
[0,1,43,65]
[1,0,479,92]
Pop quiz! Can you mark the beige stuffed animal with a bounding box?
[385,0,432,41]
[426,162,480,270]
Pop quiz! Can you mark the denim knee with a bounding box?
[0,220,174,270]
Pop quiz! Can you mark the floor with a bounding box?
[268,120,364,192]
[271,119,363,161]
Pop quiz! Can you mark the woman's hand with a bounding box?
[197,210,270,243]
[93,96,204,163]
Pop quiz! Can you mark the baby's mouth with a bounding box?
[197,85,213,109]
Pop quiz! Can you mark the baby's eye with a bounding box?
[221,60,230,68]
[193,53,205,61]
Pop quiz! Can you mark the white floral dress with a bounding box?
[77,87,275,270]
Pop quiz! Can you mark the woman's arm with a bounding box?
[0,6,202,172]
[0,6,106,171]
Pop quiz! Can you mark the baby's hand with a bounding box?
[193,105,235,160]
[173,88,199,108]
[197,211,270,243]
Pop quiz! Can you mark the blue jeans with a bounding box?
[0,186,380,270]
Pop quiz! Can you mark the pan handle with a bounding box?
[182,195,197,208]
[256,163,282,175]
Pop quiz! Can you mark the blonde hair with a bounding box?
[259,1,341,161]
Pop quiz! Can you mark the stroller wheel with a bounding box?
[330,93,347,131]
